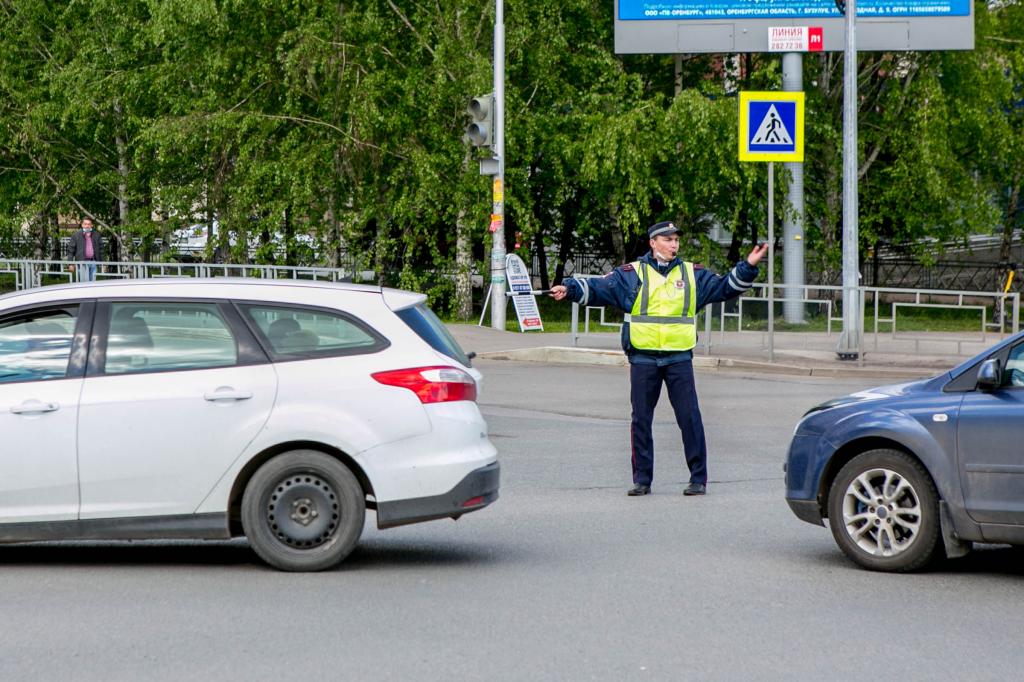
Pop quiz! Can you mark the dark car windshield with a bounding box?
[396,303,471,366]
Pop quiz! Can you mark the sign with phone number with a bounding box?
[619,0,969,20]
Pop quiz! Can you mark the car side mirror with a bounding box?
[977,358,1002,392]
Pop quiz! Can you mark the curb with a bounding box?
[475,346,939,379]
[477,346,630,367]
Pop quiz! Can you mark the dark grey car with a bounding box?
[785,330,1024,571]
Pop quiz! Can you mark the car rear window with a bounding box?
[395,304,471,366]
[240,304,388,359]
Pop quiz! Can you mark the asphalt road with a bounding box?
[2,360,1023,681]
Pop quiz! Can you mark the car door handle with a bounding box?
[10,400,60,415]
[203,388,254,402]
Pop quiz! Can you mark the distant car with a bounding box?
[169,223,211,257]
[786,331,1024,572]
[0,279,498,571]
[169,224,317,261]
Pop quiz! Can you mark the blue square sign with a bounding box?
[739,92,805,163]
[747,101,797,153]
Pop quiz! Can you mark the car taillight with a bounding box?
[371,366,477,404]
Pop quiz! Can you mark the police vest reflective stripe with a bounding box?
[627,260,698,351]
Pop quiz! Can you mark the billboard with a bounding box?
[614,0,974,52]
[619,0,970,21]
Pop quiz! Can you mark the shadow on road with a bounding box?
[801,543,1024,577]
[933,544,1024,576]
[343,538,508,570]
[0,539,255,567]
[0,537,510,571]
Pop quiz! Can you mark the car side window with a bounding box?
[0,307,78,383]
[1004,343,1024,388]
[105,303,238,375]
[242,304,385,358]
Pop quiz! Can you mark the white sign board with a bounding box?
[768,26,823,52]
[505,254,544,332]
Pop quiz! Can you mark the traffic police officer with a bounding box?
[550,221,767,496]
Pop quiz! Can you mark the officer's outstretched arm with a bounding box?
[695,260,760,308]
[552,267,637,312]
[549,285,569,301]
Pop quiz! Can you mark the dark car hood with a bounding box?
[803,377,934,417]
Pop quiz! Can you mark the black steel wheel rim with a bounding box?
[265,472,341,549]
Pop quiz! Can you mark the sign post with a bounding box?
[739,91,805,363]
[837,0,863,362]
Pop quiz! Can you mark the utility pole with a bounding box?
[782,53,805,324]
[489,0,507,331]
[837,0,861,359]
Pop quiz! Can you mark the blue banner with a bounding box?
[619,0,970,20]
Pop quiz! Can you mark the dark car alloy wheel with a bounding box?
[827,449,941,572]
[242,450,365,572]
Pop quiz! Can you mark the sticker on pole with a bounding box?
[767,27,824,53]
[505,253,544,332]
[739,91,805,163]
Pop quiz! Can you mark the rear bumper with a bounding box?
[787,498,825,527]
[376,462,500,529]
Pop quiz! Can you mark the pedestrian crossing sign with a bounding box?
[739,91,805,163]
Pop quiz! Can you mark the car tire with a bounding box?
[827,449,941,573]
[241,450,365,572]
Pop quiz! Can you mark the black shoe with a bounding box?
[627,484,651,496]
[683,483,706,496]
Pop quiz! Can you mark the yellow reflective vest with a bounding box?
[627,260,698,351]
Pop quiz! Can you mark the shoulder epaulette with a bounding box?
[619,263,635,272]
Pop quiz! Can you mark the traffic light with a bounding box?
[465,94,494,149]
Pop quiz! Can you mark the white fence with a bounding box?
[0,258,371,291]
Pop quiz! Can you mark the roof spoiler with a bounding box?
[382,287,428,311]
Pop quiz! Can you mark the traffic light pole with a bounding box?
[489,0,507,331]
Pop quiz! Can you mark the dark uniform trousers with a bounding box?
[629,360,707,486]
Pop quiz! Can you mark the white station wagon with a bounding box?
[0,279,498,571]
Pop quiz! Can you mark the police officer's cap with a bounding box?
[648,221,680,239]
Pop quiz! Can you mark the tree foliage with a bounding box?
[0,0,1021,312]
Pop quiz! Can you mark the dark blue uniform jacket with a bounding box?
[561,252,759,365]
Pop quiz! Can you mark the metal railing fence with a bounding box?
[0,258,371,292]
[571,282,1021,362]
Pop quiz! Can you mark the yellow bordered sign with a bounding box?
[739,91,805,163]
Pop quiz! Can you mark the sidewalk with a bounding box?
[446,324,993,379]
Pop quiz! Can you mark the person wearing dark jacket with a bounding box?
[550,221,767,496]
[70,218,104,282]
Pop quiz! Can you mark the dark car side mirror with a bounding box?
[977,358,1002,392]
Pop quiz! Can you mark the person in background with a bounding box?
[70,218,104,282]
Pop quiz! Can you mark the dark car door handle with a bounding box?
[203,388,253,402]
[10,400,60,415]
